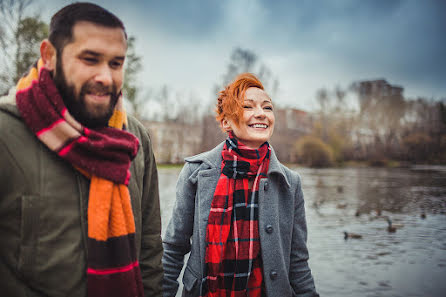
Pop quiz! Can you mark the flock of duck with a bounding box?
[312,183,428,240]
[343,211,426,240]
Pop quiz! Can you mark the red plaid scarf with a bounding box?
[202,132,270,297]
[15,60,144,297]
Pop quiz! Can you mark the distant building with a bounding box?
[275,108,312,133]
[142,120,202,163]
[351,79,405,159]
[355,79,404,112]
[142,107,313,164]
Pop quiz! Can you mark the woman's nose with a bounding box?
[254,106,266,118]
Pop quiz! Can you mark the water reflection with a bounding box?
[159,166,446,297]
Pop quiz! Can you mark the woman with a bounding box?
[162,73,319,297]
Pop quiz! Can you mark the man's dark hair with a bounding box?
[49,2,127,55]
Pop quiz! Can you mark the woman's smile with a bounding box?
[223,87,275,149]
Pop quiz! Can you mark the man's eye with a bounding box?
[83,57,98,63]
[110,61,123,69]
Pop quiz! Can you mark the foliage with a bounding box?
[122,36,143,118]
[439,101,446,126]
[295,135,334,167]
[14,16,48,81]
[0,0,47,95]
[326,128,348,164]
[402,133,433,162]
[312,85,355,164]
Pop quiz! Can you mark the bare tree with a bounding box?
[0,0,46,95]
[221,47,257,86]
[14,16,47,81]
[122,36,143,118]
[216,47,279,97]
[351,80,406,160]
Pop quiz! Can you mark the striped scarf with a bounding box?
[15,59,144,297]
[202,132,270,297]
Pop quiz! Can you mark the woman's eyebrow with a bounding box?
[244,98,272,103]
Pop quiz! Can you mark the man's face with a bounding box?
[53,21,127,128]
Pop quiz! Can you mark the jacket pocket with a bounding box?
[17,195,41,280]
[182,266,199,297]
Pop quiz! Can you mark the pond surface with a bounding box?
[158,166,446,297]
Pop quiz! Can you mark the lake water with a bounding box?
[158,166,446,297]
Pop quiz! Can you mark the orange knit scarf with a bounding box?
[16,59,143,297]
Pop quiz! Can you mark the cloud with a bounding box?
[41,0,446,111]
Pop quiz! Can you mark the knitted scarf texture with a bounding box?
[15,59,144,297]
[202,132,270,297]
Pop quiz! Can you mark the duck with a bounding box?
[420,212,426,219]
[344,231,362,240]
[336,203,348,209]
[387,218,404,233]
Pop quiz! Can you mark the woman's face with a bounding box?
[222,87,275,149]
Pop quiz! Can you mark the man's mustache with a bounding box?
[82,82,117,95]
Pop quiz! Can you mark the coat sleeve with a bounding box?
[162,162,197,297]
[290,173,319,297]
[139,130,164,297]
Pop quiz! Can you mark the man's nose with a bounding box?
[94,64,113,86]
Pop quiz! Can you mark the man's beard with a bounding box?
[53,60,120,128]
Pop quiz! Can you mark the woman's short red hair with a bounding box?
[215,72,265,126]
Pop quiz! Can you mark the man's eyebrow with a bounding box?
[80,50,125,60]
[80,50,101,57]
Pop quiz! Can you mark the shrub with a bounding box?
[295,135,334,167]
[402,133,432,162]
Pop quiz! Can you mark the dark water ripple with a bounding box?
[159,166,446,297]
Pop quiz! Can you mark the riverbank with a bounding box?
[158,160,446,170]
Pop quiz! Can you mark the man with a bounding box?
[0,3,163,297]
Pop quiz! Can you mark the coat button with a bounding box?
[270,270,278,280]
[265,224,273,234]
[264,181,269,191]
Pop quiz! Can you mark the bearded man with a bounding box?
[0,3,163,297]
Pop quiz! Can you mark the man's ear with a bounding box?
[221,118,232,132]
[40,39,57,71]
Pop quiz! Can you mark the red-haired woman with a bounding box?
[162,73,319,297]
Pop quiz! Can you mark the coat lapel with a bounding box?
[196,168,220,270]
[185,142,291,276]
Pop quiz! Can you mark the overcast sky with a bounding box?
[38,0,445,111]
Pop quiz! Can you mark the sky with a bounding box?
[35,0,446,112]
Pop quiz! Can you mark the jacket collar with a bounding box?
[0,103,21,119]
[185,141,291,188]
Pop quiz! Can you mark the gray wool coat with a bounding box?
[162,142,319,297]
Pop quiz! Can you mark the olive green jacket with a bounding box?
[0,103,163,297]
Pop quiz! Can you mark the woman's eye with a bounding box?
[264,106,273,110]
[243,105,252,109]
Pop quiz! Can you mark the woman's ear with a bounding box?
[40,39,57,71]
[221,118,232,132]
